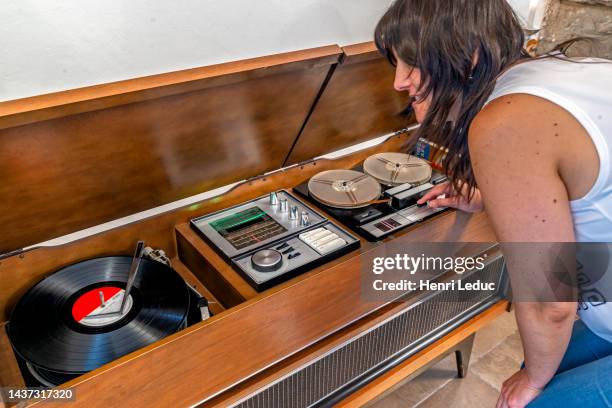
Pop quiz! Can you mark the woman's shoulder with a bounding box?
[470,93,562,161]
[471,91,587,153]
[468,93,579,171]
[470,93,598,201]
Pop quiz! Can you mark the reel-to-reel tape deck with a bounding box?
[294,152,449,241]
[188,152,449,292]
[187,152,449,292]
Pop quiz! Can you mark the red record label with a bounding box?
[72,286,122,322]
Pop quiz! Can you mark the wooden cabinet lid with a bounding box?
[0,46,342,254]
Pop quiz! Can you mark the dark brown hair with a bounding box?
[375,0,528,198]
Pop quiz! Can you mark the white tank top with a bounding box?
[486,57,612,343]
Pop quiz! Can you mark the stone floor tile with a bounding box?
[367,391,414,408]
[470,333,524,391]
[472,310,518,361]
[393,354,458,406]
[415,373,500,408]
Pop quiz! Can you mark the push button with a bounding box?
[276,242,289,250]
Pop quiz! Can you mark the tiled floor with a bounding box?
[367,310,523,408]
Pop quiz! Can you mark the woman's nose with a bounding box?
[394,70,411,92]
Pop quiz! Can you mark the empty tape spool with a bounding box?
[363,152,432,186]
[308,169,381,209]
[7,256,190,386]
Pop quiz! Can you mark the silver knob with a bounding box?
[300,211,310,226]
[280,198,288,213]
[251,249,283,273]
[269,191,278,206]
[290,206,298,220]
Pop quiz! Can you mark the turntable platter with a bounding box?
[308,170,381,209]
[363,153,432,186]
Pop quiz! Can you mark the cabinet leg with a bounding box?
[455,333,475,378]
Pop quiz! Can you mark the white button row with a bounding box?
[299,227,347,254]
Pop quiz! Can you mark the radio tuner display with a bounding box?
[209,207,287,250]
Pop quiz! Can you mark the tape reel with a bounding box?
[308,169,382,209]
[363,153,432,186]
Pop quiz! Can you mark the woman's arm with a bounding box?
[469,93,579,406]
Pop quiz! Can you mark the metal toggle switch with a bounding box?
[269,191,278,206]
[280,198,288,213]
[290,205,298,220]
[300,211,310,226]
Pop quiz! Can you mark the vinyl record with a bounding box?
[308,169,381,209]
[363,153,432,186]
[7,256,190,384]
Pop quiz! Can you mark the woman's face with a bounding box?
[393,58,432,123]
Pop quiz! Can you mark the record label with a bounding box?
[71,286,133,327]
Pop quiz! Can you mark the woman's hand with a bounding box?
[496,370,542,408]
[416,181,484,213]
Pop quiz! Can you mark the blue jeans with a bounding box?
[527,320,612,407]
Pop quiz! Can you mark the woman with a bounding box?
[374,1,612,407]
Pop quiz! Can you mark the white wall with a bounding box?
[0,0,545,102]
[0,0,394,101]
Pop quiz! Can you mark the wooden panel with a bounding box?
[0,133,410,323]
[176,225,257,307]
[0,46,341,130]
[285,42,413,165]
[171,258,226,316]
[0,47,341,254]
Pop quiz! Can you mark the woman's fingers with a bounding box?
[496,393,508,408]
[496,394,503,408]
[417,182,451,205]
[427,194,457,209]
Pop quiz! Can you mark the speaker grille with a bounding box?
[233,256,506,408]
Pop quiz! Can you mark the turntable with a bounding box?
[7,242,210,387]
[190,190,360,291]
[294,152,450,241]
